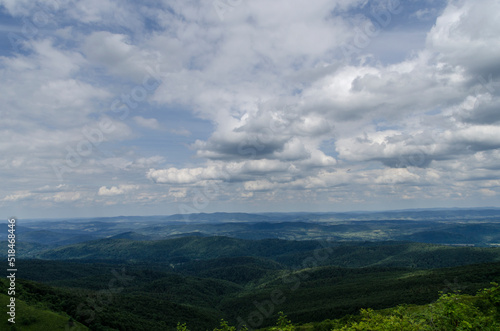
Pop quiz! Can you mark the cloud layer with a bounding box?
[1,0,499,217]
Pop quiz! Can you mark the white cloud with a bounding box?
[52,192,82,203]
[133,116,160,130]
[147,166,223,185]
[374,168,421,185]
[2,0,500,217]
[168,187,187,198]
[426,0,500,77]
[83,31,159,81]
[98,185,139,196]
[3,192,32,202]
[412,8,435,21]
[244,180,275,192]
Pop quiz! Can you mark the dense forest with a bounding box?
[178,283,500,330]
[2,233,500,330]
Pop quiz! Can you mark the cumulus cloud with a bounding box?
[427,0,500,77]
[147,167,222,185]
[1,0,500,217]
[98,185,139,196]
[336,123,500,169]
[83,31,160,81]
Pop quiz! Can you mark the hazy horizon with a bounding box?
[9,206,500,222]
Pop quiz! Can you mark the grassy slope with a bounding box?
[0,292,89,331]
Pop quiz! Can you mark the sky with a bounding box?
[1,0,499,219]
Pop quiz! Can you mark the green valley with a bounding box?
[3,211,500,330]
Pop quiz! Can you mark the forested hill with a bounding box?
[4,235,500,330]
[3,210,500,330]
[179,283,500,330]
[36,236,500,269]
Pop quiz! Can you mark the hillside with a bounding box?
[10,258,500,330]
[180,283,500,330]
[0,279,88,331]
[5,235,500,329]
[36,237,500,269]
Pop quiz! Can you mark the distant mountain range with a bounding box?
[3,209,500,252]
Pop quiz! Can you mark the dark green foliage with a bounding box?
[176,284,500,330]
[177,256,283,284]
[8,236,500,330]
[32,237,500,271]
[0,278,89,330]
[330,283,500,330]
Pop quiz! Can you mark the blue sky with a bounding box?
[1,0,499,219]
